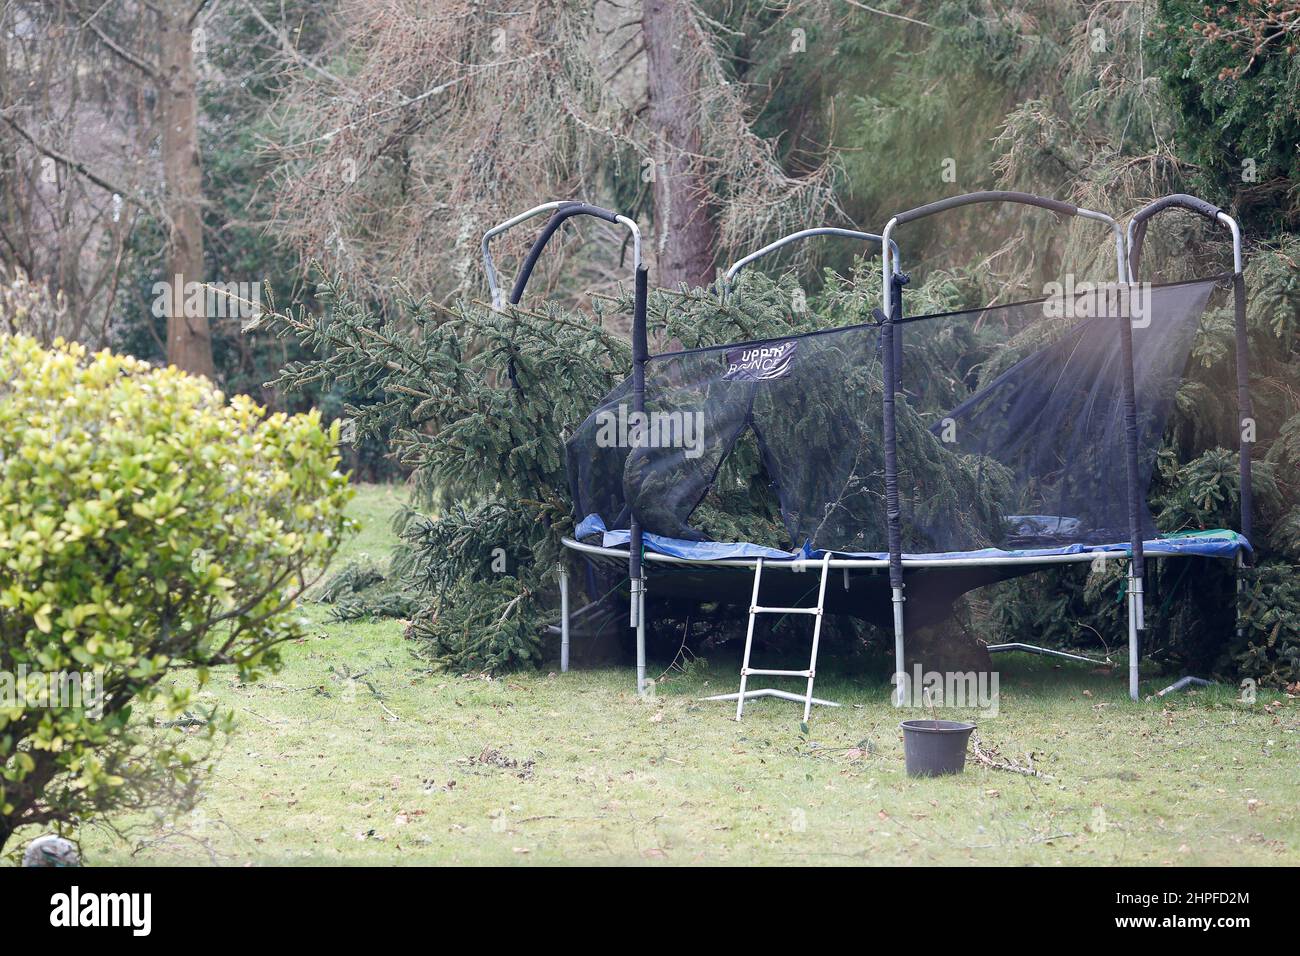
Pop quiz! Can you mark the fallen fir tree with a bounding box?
[265,265,1014,674]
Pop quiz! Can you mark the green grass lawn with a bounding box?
[68,484,1299,866]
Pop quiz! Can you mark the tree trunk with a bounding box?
[159,1,214,378]
[904,616,993,676]
[643,0,717,289]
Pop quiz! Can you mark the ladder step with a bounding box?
[728,553,835,721]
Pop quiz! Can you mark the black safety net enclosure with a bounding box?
[567,275,1223,560]
[543,191,1251,704]
[896,276,1220,553]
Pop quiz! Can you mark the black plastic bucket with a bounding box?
[899,719,976,777]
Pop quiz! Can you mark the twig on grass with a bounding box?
[970,733,1051,778]
[240,707,285,726]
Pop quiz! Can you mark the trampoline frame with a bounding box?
[486,191,1253,707]
[559,534,1243,690]
[482,200,643,311]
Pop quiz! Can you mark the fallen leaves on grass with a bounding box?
[463,746,536,779]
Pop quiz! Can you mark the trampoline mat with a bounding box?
[567,523,1249,629]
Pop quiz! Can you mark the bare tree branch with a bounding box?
[74,14,162,79]
[239,0,343,87]
[842,0,932,29]
[0,113,160,217]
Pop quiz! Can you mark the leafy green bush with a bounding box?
[0,335,353,851]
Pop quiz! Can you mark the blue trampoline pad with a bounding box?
[577,514,1250,563]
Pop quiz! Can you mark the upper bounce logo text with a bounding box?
[723,340,798,381]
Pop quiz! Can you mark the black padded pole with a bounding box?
[891,273,907,395]
[629,264,649,591]
[1234,272,1254,547]
[1115,284,1147,695]
[1117,296,1145,583]
[882,273,905,592]
[509,202,623,306]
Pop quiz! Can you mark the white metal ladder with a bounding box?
[703,553,840,721]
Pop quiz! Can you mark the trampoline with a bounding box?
[482,191,1254,711]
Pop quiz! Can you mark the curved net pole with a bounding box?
[721,227,903,296]
[481,201,643,309]
[483,201,565,310]
[481,202,647,693]
[1127,193,1251,659]
[879,191,1128,704]
[1127,195,1250,545]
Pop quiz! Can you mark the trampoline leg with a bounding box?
[1126,563,1140,702]
[633,579,647,696]
[892,586,906,707]
[559,567,570,674]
